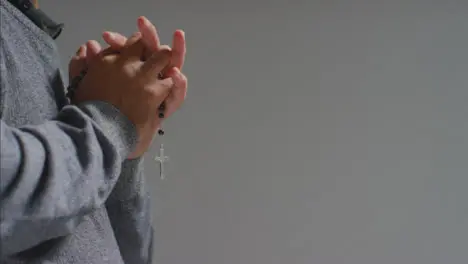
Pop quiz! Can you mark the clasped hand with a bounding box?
[69,17,188,159]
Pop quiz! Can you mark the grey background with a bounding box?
[42,0,468,263]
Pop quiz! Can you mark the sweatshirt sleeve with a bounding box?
[106,157,154,264]
[0,101,138,257]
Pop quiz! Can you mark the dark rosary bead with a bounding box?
[66,69,88,101]
[158,101,166,118]
[66,89,75,100]
[158,129,165,135]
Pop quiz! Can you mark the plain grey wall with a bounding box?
[42,0,468,263]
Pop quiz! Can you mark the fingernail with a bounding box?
[174,29,185,38]
[174,67,182,76]
[103,33,113,42]
[106,31,116,38]
[137,17,144,27]
[138,16,149,26]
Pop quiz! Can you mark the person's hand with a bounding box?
[68,17,188,158]
[69,16,187,120]
[72,33,174,159]
[102,16,188,119]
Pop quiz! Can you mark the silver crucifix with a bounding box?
[154,144,169,179]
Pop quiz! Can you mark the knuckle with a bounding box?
[159,45,171,51]
[147,88,163,102]
[178,74,188,87]
[181,74,188,84]
[158,49,172,60]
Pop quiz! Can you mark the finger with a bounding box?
[153,77,175,99]
[164,67,188,116]
[142,45,171,62]
[139,49,172,81]
[102,31,128,50]
[171,30,186,70]
[69,45,87,79]
[85,40,102,64]
[137,16,160,51]
[125,31,142,46]
[156,45,173,77]
[159,45,171,52]
[170,67,188,100]
[99,46,120,57]
[76,44,87,58]
[118,32,146,64]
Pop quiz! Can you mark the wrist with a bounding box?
[78,101,139,161]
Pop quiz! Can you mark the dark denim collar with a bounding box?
[7,0,64,39]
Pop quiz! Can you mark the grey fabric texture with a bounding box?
[0,1,154,263]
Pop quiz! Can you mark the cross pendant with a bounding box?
[154,144,169,179]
